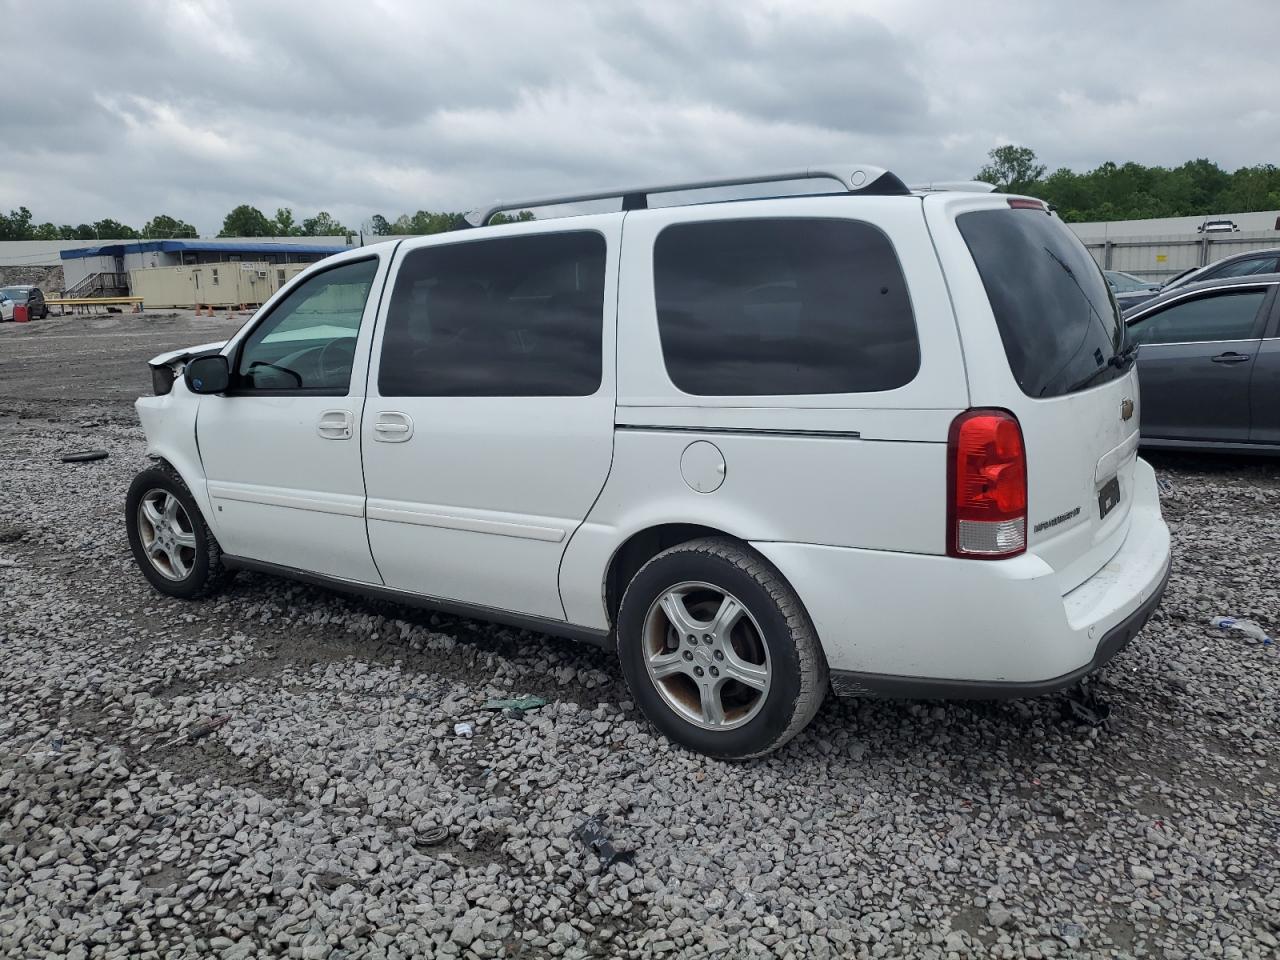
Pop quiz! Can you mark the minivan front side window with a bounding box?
[235,258,377,392]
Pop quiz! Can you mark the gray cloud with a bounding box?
[2,0,1277,235]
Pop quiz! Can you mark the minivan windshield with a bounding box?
[957,208,1127,398]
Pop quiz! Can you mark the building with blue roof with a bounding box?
[59,237,353,300]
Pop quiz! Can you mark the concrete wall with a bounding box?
[1079,230,1280,282]
[130,262,309,308]
[1070,209,1280,240]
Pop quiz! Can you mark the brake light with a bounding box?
[1007,198,1047,211]
[947,409,1027,559]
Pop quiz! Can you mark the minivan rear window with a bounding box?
[957,209,1126,397]
[653,218,919,396]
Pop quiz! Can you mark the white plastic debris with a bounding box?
[453,722,474,738]
[1210,616,1272,645]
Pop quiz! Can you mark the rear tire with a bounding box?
[126,465,231,600]
[616,537,827,759]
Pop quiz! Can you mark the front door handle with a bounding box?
[317,409,353,440]
[374,411,414,443]
[1211,352,1251,364]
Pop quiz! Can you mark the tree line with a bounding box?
[976,146,1280,223]
[5,150,1275,243]
[217,205,531,239]
[0,209,199,241]
[0,203,535,242]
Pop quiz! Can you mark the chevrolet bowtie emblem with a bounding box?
[1120,398,1134,421]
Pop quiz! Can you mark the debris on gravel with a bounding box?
[1,318,1278,958]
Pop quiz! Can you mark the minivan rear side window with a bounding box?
[379,231,606,397]
[653,218,920,396]
[957,209,1125,398]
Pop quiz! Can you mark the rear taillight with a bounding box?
[947,409,1027,559]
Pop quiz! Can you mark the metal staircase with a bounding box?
[63,271,131,298]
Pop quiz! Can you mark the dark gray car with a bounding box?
[1126,273,1280,451]
[1157,247,1280,294]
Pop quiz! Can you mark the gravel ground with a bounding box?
[1,315,1279,959]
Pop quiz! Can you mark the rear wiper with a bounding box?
[1058,344,1137,395]
[1108,341,1139,369]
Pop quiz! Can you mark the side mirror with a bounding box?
[184,354,230,394]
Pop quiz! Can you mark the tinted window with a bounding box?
[1127,290,1266,345]
[958,209,1125,397]
[379,232,605,397]
[653,219,919,396]
[1106,272,1153,293]
[1203,256,1279,280]
[236,258,377,392]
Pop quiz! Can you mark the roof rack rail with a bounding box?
[464,163,910,226]
[910,180,998,193]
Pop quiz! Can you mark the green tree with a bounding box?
[390,210,465,234]
[72,224,96,240]
[1220,164,1280,212]
[0,206,34,240]
[32,222,62,240]
[975,145,1047,194]
[274,207,300,236]
[218,204,274,237]
[299,211,349,236]
[142,214,197,238]
[370,214,393,236]
[93,218,139,239]
[491,210,536,224]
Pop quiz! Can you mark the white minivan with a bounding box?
[128,165,1171,759]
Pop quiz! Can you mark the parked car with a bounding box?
[125,164,1171,758]
[1198,219,1239,234]
[1157,248,1280,297]
[1105,270,1162,311]
[1125,273,1280,450]
[0,285,49,320]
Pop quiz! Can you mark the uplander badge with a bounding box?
[1033,506,1081,534]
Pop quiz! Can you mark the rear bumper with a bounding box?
[828,558,1168,698]
[752,457,1172,695]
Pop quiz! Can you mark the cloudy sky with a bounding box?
[4,0,1278,235]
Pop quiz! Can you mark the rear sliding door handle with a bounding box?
[374,411,414,442]
[317,409,353,440]
[1211,352,1251,364]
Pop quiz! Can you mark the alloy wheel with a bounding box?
[137,489,197,581]
[641,581,771,730]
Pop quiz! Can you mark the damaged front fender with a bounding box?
[147,341,226,396]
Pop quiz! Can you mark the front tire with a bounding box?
[126,465,230,599]
[616,537,827,759]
